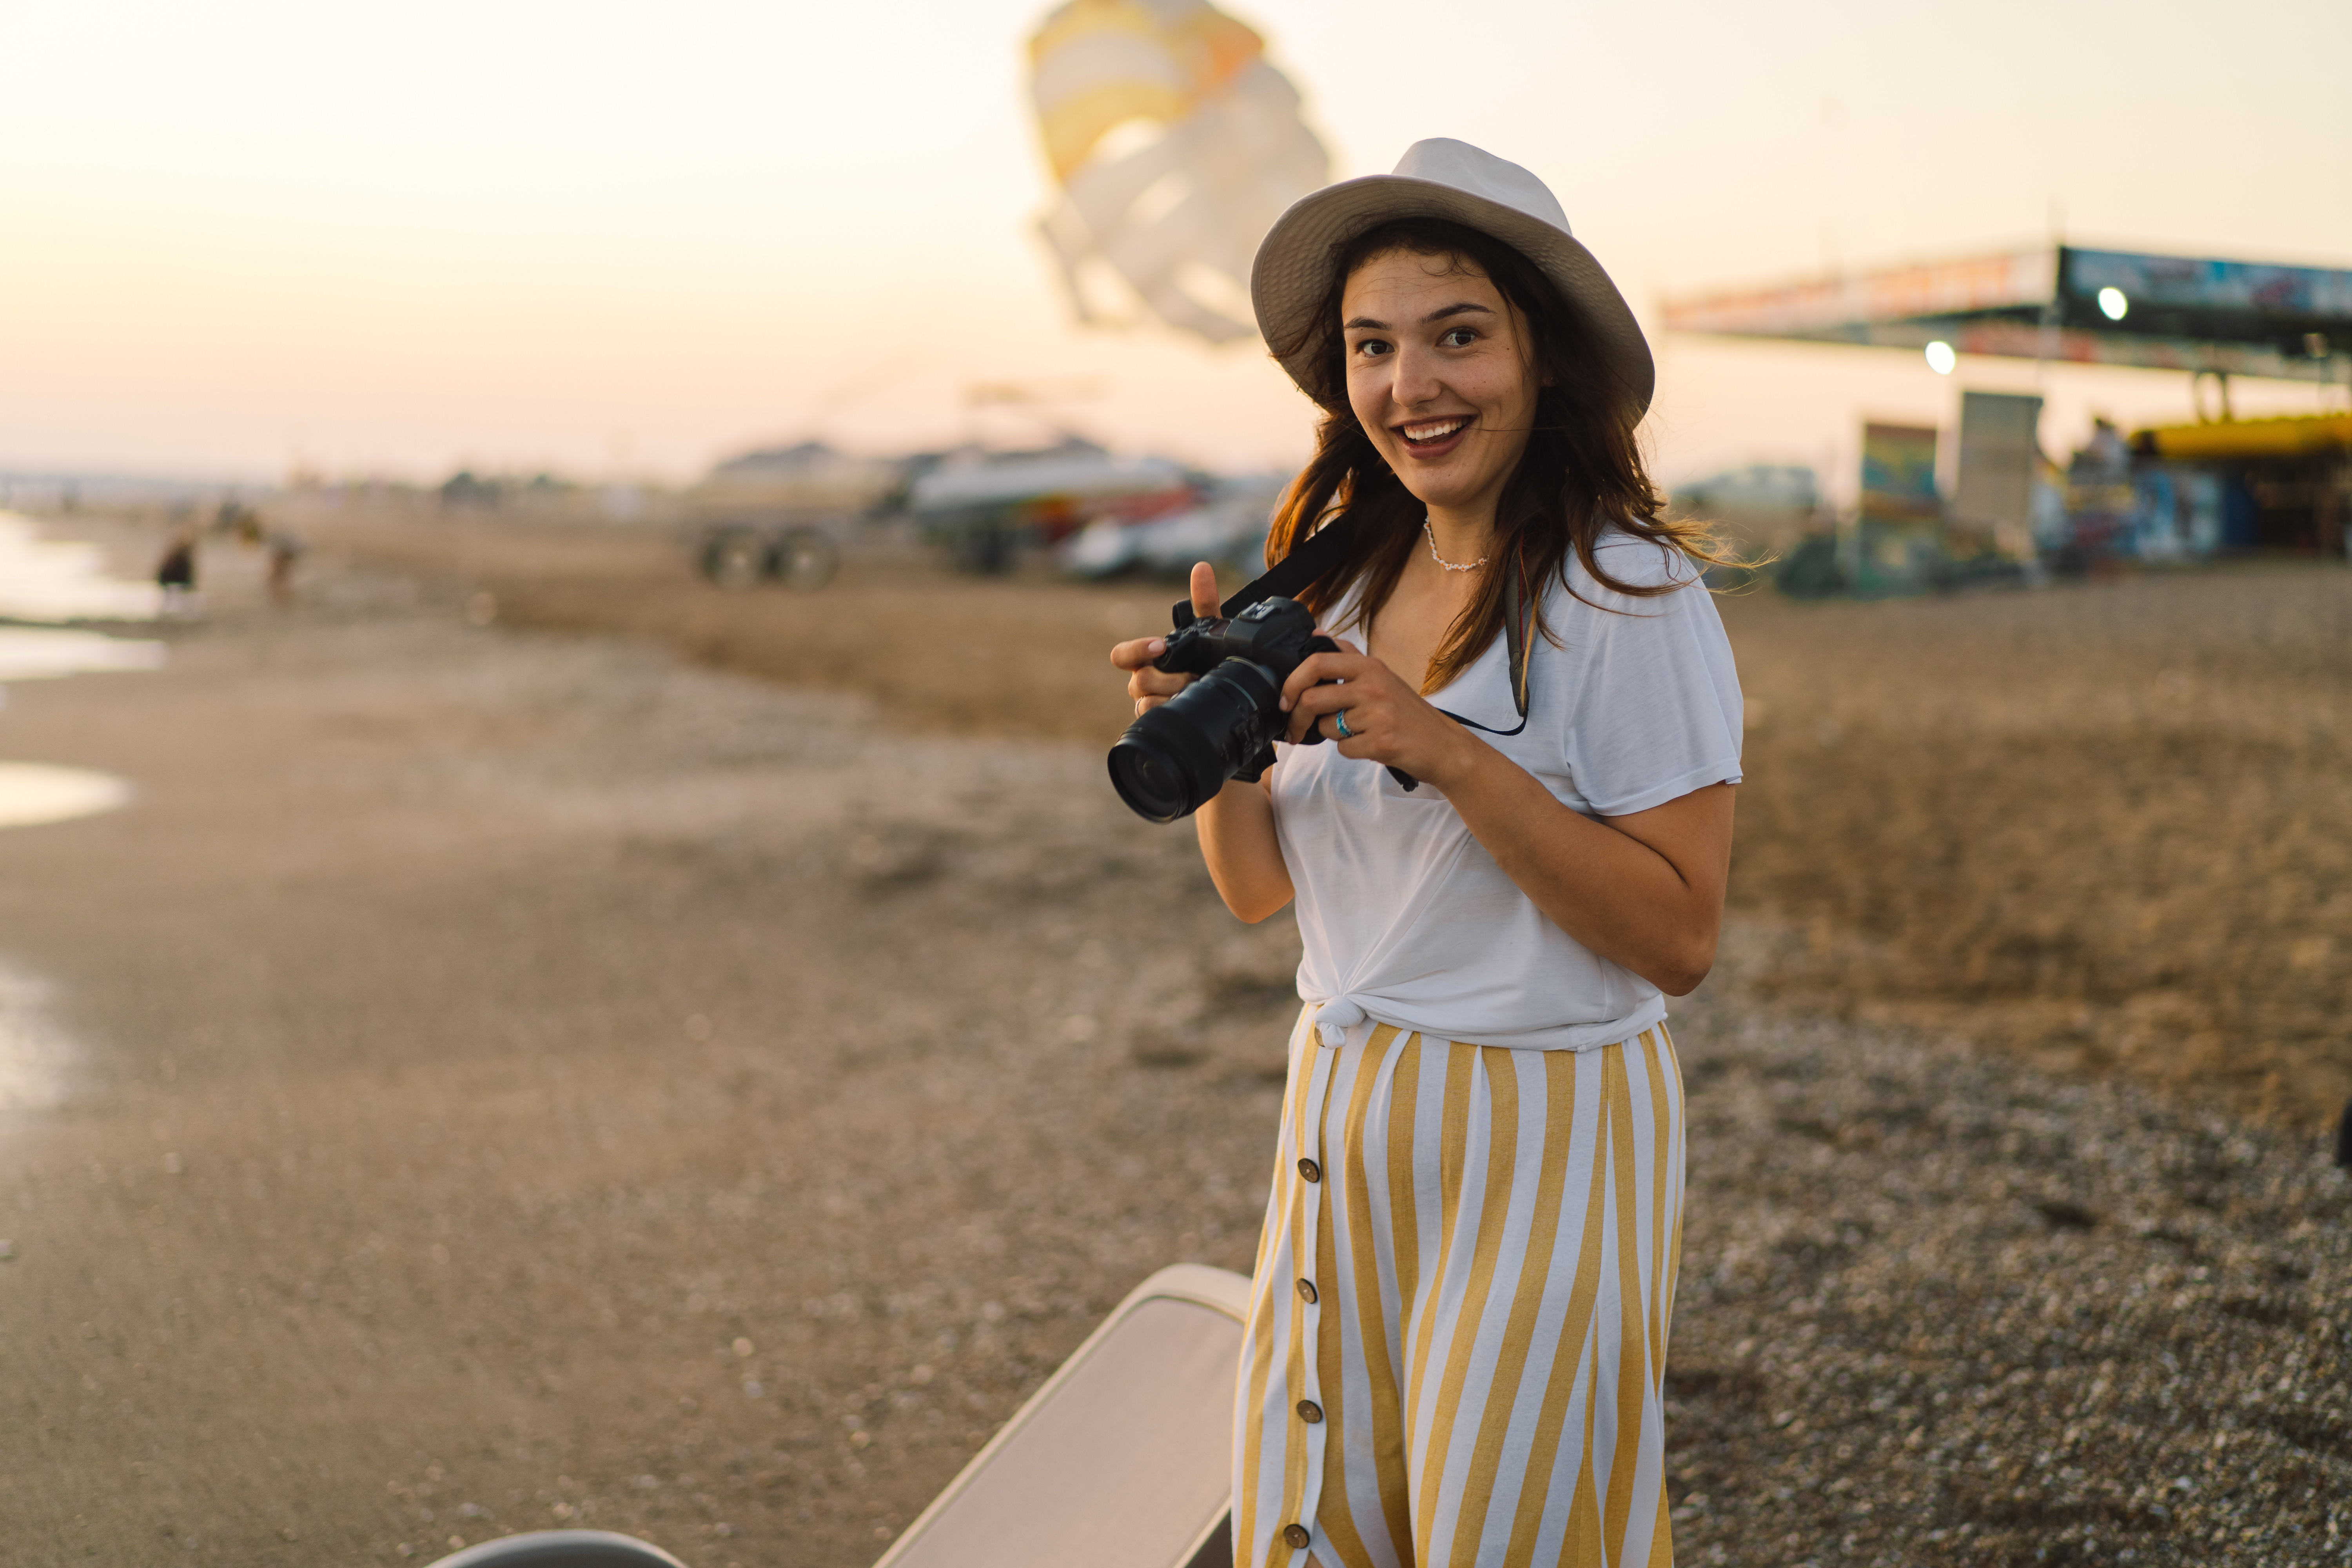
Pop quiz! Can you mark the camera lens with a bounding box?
[1109,658,1281,822]
[1107,743,1190,823]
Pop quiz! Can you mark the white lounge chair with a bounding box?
[431,1262,1250,1568]
[875,1262,1247,1568]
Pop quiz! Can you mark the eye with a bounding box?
[1439,327,1479,348]
[1351,337,1393,359]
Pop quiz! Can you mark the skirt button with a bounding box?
[1296,1399,1323,1423]
[1296,1278,1317,1305]
[1283,1524,1312,1549]
[1297,1157,1321,1183]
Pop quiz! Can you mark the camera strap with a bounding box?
[1437,535,1534,737]
[1169,510,1358,627]
[1176,514,1536,735]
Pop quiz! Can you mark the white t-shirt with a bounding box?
[1268,529,1743,1051]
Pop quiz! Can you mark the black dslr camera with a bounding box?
[1108,597,1331,823]
[1108,597,1414,823]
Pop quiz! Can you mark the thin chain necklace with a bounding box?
[1423,518,1487,572]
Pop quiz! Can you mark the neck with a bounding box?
[1423,501,1497,561]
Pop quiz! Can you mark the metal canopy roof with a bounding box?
[1661,245,2352,383]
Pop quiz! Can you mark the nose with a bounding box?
[1387,339,1446,412]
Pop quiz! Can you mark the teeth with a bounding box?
[1403,418,1468,442]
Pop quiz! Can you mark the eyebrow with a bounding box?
[1343,301,1497,330]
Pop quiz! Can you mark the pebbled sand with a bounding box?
[320,510,2352,1132]
[0,519,2343,1566]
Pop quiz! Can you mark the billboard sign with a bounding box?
[1952,392,2044,536]
[2062,249,2352,341]
[1861,423,1941,523]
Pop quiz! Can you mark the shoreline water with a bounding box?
[0,514,160,827]
[0,509,162,623]
[0,958,71,1112]
[0,762,133,828]
[0,515,161,1138]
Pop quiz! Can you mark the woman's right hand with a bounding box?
[1110,560,1292,921]
[1109,562,1222,717]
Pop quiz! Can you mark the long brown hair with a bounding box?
[1264,217,1727,695]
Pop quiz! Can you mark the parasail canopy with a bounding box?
[1028,0,1328,345]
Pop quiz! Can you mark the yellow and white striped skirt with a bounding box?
[1233,1008,1686,1568]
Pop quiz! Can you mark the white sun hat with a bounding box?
[1249,137,1654,416]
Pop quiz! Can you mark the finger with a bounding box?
[1284,700,1335,745]
[1285,695,1364,746]
[1128,668,1192,701]
[1287,681,1349,717]
[1278,650,1374,709]
[1109,635,1169,671]
[1281,685,1350,742]
[1189,561,1221,620]
[1325,703,1385,754]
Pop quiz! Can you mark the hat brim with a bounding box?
[1249,173,1655,417]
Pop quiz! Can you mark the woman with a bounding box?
[1113,140,1741,1567]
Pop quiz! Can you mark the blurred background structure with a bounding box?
[1668,242,2352,590]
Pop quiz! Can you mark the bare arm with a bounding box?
[1192,776,1294,923]
[1438,757,1733,995]
[1109,564,1295,923]
[1280,646,1734,995]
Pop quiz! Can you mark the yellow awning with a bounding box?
[2137,412,2352,461]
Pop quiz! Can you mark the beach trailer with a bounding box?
[685,442,897,592]
[906,439,1205,574]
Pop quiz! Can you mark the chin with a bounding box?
[1400,472,1494,512]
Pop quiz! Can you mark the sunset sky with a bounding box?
[5,0,2348,492]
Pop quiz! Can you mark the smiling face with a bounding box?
[1341,247,1543,524]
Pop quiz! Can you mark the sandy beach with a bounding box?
[0,518,2344,1566]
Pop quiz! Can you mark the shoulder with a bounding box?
[1537,524,1738,697]
[1551,525,1708,612]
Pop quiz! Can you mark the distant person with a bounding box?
[263,528,305,606]
[2073,416,2132,485]
[1111,141,1741,1568]
[156,525,200,617]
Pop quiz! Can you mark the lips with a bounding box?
[1395,415,1473,459]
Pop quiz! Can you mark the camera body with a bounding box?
[1107,597,1337,823]
[1156,598,1335,701]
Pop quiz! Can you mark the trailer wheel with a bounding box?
[765,525,840,592]
[956,523,1015,575]
[700,528,766,591]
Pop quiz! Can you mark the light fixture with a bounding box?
[1925,340,1957,375]
[2098,287,2129,321]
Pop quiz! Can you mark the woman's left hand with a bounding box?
[1278,639,1483,790]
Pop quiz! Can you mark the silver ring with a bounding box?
[1334,708,1354,740]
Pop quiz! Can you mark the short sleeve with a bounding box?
[1553,535,1744,817]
